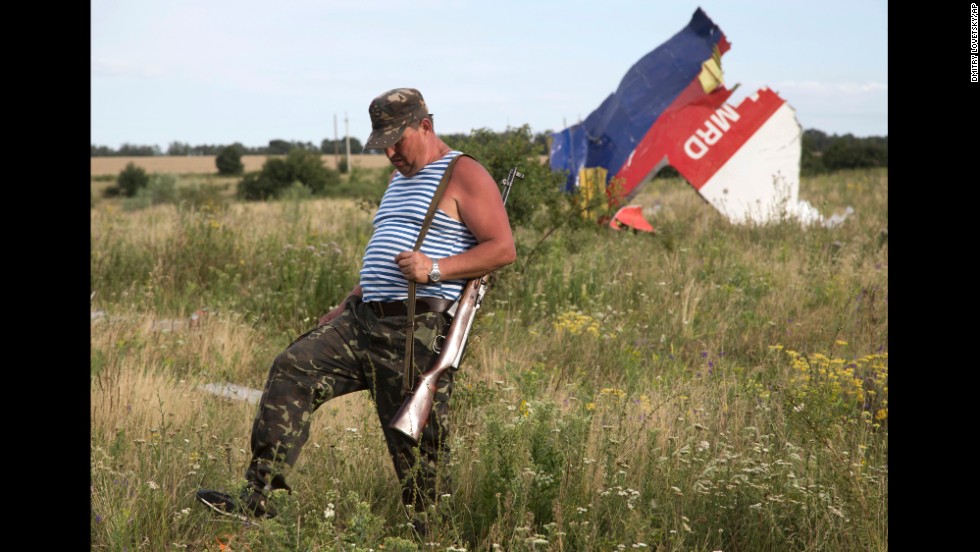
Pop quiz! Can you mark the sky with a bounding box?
[91,0,888,151]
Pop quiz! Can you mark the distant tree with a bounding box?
[193,144,224,156]
[320,137,365,155]
[823,136,888,170]
[215,143,246,175]
[800,130,827,175]
[267,139,294,155]
[167,141,192,156]
[441,133,469,151]
[802,129,832,152]
[284,149,338,194]
[532,131,553,155]
[237,163,287,201]
[799,129,887,174]
[800,148,825,176]
[115,162,150,197]
[117,143,161,156]
[450,125,574,232]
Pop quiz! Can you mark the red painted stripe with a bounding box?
[614,86,786,196]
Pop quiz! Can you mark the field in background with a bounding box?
[90,154,395,176]
[91,155,553,176]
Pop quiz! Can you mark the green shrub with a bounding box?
[237,168,284,201]
[237,149,340,200]
[286,148,340,194]
[329,166,390,207]
[450,125,595,234]
[278,181,314,201]
[147,174,178,203]
[120,174,178,211]
[116,162,150,197]
[215,143,245,175]
[177,181,230,211]
[823,138,888,170]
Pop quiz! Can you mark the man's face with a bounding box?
[385,124,425,177]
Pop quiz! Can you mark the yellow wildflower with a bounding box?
[600,387,626,399]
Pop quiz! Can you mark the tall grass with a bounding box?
[91,168,887,551]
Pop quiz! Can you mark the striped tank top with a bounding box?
[360,150,478,302]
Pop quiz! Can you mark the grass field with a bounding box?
[91,165,887,551]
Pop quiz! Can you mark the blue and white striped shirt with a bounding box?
[360,151,478,302]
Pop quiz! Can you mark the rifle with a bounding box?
[388,166,523,443]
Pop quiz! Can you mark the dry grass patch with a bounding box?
[91,155,395,176]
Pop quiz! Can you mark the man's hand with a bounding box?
[394,251,434,283]
[317,304,345,326]
[318,286,362,325]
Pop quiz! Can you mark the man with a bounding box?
[197,88,516,532]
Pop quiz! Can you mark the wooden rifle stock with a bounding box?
[388,166,523,443]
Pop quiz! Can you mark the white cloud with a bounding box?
[91,59,165,79]
[773,80,888,94]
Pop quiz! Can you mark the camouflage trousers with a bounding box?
[245,295,454,514]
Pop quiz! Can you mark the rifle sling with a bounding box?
[403,153,474,396]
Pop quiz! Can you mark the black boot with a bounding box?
[196,487,279,520]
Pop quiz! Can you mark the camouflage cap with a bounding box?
[364,88,429,150]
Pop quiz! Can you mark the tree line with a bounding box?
[90,138,370,157]
[800,129,887,174]
[91,128,886,175]
[90,131,554,158]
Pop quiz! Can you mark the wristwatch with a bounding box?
[428,259,442,283]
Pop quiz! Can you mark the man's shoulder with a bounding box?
[454,151,483,163]
[450,153,493,183]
